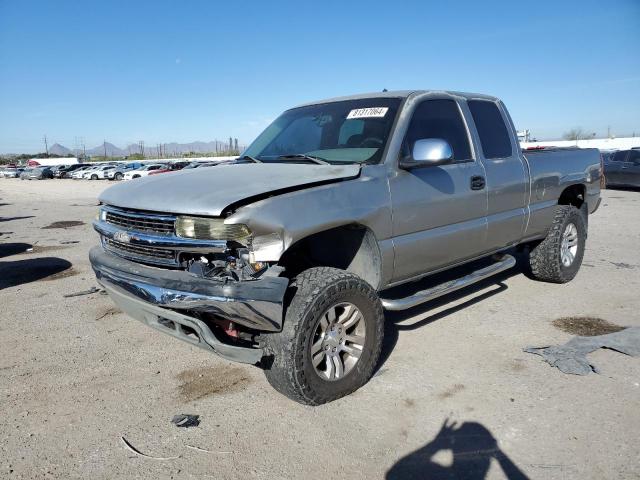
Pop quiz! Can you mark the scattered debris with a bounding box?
[185,445,232,454]
[552,317,625,337]
[95,306,121,320]
[63,286,101,298]
[524,327,640,375]
[610,261,636,270]
[41,221,85,229]
[60,240,80,245]
[120,436,180,461]
[171,414,200,428]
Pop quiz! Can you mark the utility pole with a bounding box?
[138,140,145,157]
[607,125,611,138]
[103,140,107,159]
[43,135,49,156]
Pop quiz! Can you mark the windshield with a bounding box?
[243,97,402,164]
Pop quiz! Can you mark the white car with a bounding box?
[71,166,95,179]
[87,165,116,180]
[123,164,166,180]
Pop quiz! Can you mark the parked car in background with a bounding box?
[147,161,190,176]
[1,166,25,178]
[123,164,166,180]
[89,165,117,180]
[21,167,53,180]
[182,161,218,169]
[81,166,105,179]
[55,164,88,178]
[107,162,144,181]
[604,149,640,188]
[71,166,95,179]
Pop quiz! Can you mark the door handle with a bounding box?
[470,175,486,190]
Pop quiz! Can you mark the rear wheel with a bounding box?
[90,174,98,180]
[529,205,586,283]
[114,172,123,181]
[261,267,384,405]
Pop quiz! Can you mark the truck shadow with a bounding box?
[0,243,72,289]
[386,418,529,479]
[0,257,73,289]
[0,242,33,258]
[378,250,530,371]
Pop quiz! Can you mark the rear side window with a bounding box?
[628,150,640,164]
[611,151,628,163]
[468,100,513,159]
[404,99,472,161]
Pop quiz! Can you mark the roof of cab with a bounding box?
[293,90,499,108]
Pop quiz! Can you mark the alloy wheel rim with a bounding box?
[310,302,366,381]
[560,223,579,267]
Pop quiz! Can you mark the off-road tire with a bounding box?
[261,267,384,406]
[529,205,586,283]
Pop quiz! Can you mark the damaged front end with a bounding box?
[90,205,289,364]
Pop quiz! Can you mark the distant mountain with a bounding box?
[85,142,128,157]
[49,143,71,156]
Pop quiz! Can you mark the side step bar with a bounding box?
[381,254,516,311]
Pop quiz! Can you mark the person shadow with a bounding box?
[386,419,529,480]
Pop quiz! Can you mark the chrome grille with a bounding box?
[103,238,177,266]
[104,209,175,234]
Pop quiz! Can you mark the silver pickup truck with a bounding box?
[90,90,601,405]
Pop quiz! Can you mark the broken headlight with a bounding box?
[175,216,251,241]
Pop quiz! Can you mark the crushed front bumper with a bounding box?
[89,246,289,364]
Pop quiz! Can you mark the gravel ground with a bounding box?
[0,178,638,480]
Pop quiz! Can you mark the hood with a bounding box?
[99,163,361,216]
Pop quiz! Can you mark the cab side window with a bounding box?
[403,99,472,162]
[627,150,640,164]
[468,100,513,159]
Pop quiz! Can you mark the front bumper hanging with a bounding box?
[89,246,289,364]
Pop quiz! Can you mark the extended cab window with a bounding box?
[611,151,628,163]
[403,99,472,162]
[468,100,513,159]
[627,150,640,164]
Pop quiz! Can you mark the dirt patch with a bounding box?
[403,398,416,408]
[95,306,122,321]
[511,359,526,372]
[552,317,625,337]
[41,267,79,281]
[41,221,85,229]
[437,384,465,400]
[176,365,251,402]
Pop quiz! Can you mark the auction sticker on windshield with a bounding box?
[346,107,388,119]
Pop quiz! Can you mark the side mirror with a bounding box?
[400,138,453,169]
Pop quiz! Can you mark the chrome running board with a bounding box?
[381,254,516,311]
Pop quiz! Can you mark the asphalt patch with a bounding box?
[41,221,85,229]
[552,317,625,337]
[176,366,251,402]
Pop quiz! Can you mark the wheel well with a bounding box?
[558,184,585,209]
[278,224,382,289]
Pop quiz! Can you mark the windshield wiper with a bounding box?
[276,154,329,165]
[237,155,262,163]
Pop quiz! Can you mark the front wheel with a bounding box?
[90,174,98,180]
[114,172,123,181]
[261,267,384,405]
[529,205,586,283]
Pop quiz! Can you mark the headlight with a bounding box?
[96,208,106,221]
[175,216,251,241]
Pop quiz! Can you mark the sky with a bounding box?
[0,0,639,153]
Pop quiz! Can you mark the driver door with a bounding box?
[388,98,488,283]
